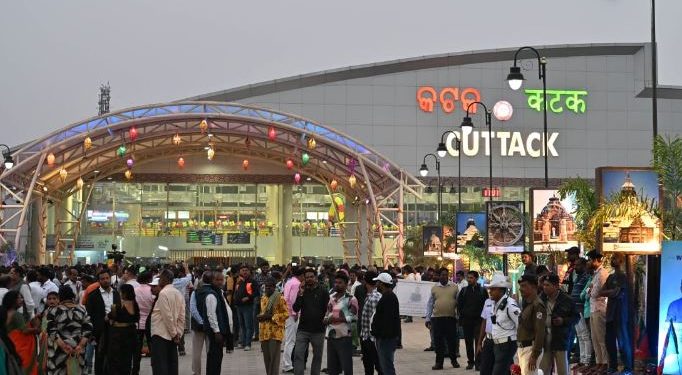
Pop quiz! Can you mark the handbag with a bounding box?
[66,353,81,375]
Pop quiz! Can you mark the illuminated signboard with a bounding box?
[524,89,588,114]
[482,188,501,198]
[442,128,559,158]
[417,86,481,114]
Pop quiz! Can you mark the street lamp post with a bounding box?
[436,131,462,257]
[507,46,549,187]
[419,153,441,223]
[0,144,14,170]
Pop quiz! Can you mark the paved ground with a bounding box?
[138,318,474,374]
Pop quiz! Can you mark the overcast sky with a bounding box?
[1,0,679,148]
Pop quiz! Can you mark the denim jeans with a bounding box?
[375,337,397,375]
[606,315,633,372]
[236,304,254,347]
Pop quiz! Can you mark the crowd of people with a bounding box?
[0,244,633,375]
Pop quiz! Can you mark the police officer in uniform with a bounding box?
[517,274,547,375]
[485,273,520,375]
[476,296,496,375]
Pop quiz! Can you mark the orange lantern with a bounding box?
[172,133,182,146]
[47,153,56,167]
[177,157,185,169]
[84,136,92,150]
[349,174,357,188]
[330,179,338,191]
[199,119,208,133]
[242,159,249,171]
[307,137,317,150]
[124,169,133,180]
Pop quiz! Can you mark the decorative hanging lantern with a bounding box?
[84,136,92,150]
[301,152,310,166]
[124,169,133,180]
[116,145,126,157]
[207,147,215,160]
[59,167,68,183]
[199,119,208,134]
[307,137,317,150]
[129,127,138,142]
[242,159,249,171]
[126,158,134,168]
[172,133,182,146]
[349,174,357,188]
[268,126,276,141]
[47,153,56,167]
[294,173,301,184]
[245,137,251,148]
[76,177,84,190]
[285,159,294,170]
[177,157,185,169]
[330,179,338,191]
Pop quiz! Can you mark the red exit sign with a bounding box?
[482,188,501,198]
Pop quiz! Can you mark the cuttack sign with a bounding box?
[443,127,559,158]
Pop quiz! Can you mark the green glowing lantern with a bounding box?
[116,145,126,157]
[302,152,310,166]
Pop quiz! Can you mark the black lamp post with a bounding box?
[461,102,493,202]
[436,131,463,258]
[419,153,441,223]
[0,144,13,170]
[507,46,549,187]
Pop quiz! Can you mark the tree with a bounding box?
[652,135,682,239]
[558,177,598,249]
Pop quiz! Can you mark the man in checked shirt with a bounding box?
[359,271,382,375]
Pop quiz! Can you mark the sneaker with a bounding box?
[244,346,251,351]
[424,347,435,351]
[282,368,294,373]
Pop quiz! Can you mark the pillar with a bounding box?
[28,199,44,264]
[281,185,293,263]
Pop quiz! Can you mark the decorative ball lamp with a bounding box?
[129,127,138,142]
[330,179,338,191]
[177,157,185,169]
[301,153,310,166]
[242,159,249,171]
[126,158,134,168]
[124,169,133,180]
[268,127,276,140]
[349,174,357,188]
[493,100,514,121]
[59,167,68,183]
[116,145,126,157]
[84,136,93,150]
[294,173,301,184]
[47,153,56,167]
[286,159,294,170]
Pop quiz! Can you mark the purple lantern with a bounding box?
[126,158,134,168]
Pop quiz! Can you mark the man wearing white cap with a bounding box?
[485,272,520,375]
[370,272,400,375]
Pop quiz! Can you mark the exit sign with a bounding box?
[482,188,501,198]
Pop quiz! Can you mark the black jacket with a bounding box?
[541,290,578,351]
[457,284,488,320]
[86,287,121,340]
[293,285,329,333]
[371,291,400,339]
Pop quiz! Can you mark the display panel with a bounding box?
[456,212,486,250]
[530,188,579,252]
[422,226,443,257]
[486,201,525,253]
[658,241,682,374]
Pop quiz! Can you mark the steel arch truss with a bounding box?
[0,101,423,266]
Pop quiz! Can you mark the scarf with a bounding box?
[264,290,281,316]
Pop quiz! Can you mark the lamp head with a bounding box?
[3,154,14,170]
[460,116,474,129]
[436,142,447,158]
[419,163,429,177]
[507,66,525,90]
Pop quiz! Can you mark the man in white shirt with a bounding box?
[37,268,59,313]
[26,270,44,315]
[151,269,186,375]
[86,270,121,375]
[63,267,82,297]
[9,266,36,318]
[476,298,496,375]
[587,250,609,372]
[198,271,233,375]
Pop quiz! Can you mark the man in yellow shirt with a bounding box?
[258,277,289,375]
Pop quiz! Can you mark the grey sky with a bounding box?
[1,0,679,148]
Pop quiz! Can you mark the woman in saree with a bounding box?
[46,286,92,375]
[3,290,40,375]
[37,292,59,375]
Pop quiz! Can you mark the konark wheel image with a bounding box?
[488,203,524,246]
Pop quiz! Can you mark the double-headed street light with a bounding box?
[0,144,14,170]
[461,102,493,202]
[507,46,549,187]
[419,153,441,222]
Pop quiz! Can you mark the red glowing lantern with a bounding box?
[268,127,276,140]
[242,159,249,170]
[294,173,301,184]
[286,159,294,170]
[177,157,185,169]
[129,127,138,142]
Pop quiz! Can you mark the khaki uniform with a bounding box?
[516,296,546,375]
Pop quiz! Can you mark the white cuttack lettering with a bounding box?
[444,130,560,158]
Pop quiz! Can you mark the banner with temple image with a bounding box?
[530,188,579,252]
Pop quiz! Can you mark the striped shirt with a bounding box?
[360,289,382,340]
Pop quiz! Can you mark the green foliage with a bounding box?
[652,135,682,239]
[558,177,598,248]
[588,192,660,235]
[460,243,501,275]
